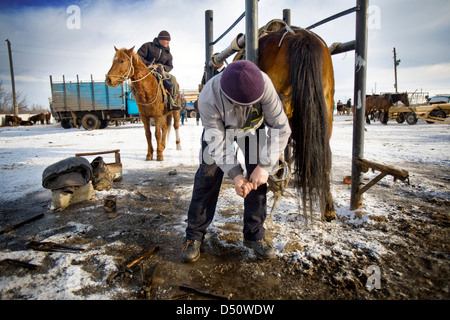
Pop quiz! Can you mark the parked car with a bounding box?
[428,95,450,104]
[186,102,197,118]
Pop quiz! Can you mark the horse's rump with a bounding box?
[259,28,334,219]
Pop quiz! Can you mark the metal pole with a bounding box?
[5,39,18,117]
[306,6,358,30]
[393,47,399,93]
[91,74,95,110]
[283,9,291,26]
[350,0,368,210]
[330,40,356,55]
[245,0,258,64]
[205,10,214,82]
[77,74,81,111]
[209,35,245,68]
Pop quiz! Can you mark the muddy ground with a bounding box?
[0,160,449,301]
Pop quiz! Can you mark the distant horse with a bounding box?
[105,47,181,161]
[4,115,21,126]
[365,94,380,124]
[29,113,45,125]
[366,92,409,124]
[391,92,410,106]
[44,112,51,124]
[336,102,346,115]
[257,25,335,222]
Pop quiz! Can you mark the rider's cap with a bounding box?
[158,30,171,41]
[220,60,264,106]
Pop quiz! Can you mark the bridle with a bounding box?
[107,51,161,106]
[107,52,156,84]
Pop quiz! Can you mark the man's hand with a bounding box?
[233,174,253,198]
[249,166,269,190]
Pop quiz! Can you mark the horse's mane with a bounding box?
[116,48,147,71]
[131,50,147,69]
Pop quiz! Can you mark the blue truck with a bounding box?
[49,75,139,130]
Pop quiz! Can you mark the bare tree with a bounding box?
[0,81,28,114]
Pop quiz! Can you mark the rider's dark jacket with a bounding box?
[137,38,173,72]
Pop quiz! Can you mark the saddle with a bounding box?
[153,69,180,111]
[233,19,293,61]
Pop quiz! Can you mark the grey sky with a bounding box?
[1,0,449,108]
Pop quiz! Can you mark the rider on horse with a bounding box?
[137,30,180,111]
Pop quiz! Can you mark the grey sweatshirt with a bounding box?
[198,71,291,179]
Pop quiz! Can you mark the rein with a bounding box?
[107,52,157,84]
[108,51,162,106]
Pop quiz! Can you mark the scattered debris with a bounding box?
[179,284,231,300]
[0,213,44,235]
[26,240,85,253]
[108,246,159,285]
[103,195,117,212]
[0,259,38,270]
[140,262,159,298]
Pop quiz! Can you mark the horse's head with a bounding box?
[105,46,135,87]
[401,92,410,106]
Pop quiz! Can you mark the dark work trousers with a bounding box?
[186,129,267,242]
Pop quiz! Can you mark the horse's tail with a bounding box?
[288,31,332,220]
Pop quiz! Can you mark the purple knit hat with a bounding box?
[220,60,264,105]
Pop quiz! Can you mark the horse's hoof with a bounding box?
[323,211,336,222]
[176,144,182,150]
[146,156,153,161]
[156,156,164,161]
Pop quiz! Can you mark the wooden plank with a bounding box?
[75,149,120,157]
[0,213,44,235]
[389,103,450,116]
[353,158,410,198]
[356,158,409,181]
[417,115,450,124]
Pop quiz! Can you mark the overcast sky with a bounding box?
[1,0,449,109]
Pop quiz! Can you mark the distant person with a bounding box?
[180,95,187,125]
[346,98,351,115]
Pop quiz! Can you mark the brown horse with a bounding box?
[392,92,410,106]
[105,47,181,161]
[366,92,409,124]
[257,26,335,222]
[29,113,45,124]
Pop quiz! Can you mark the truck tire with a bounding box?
[405,112,418,125]
[81,114,100,130]
[189,110,196,118]
[61,119,72,129]
[99,120,109,129]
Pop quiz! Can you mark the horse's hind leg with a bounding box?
[142,118,154,161]
[322,189,336,222]
[173,111,181,150]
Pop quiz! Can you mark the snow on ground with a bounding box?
[0,115,449,299]
[1,115,448,202]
